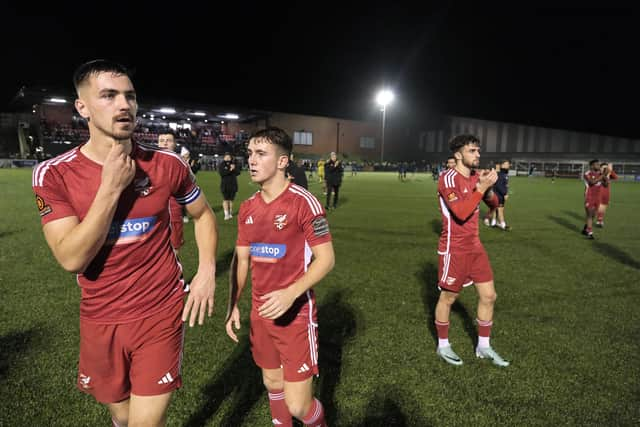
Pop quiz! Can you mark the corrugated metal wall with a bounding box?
[421,115,640,160]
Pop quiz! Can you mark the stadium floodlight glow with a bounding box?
[158,108,176,114]
[376,90,394,108]
[193,112,206,116]
[49,98,67,103]
[218,113,239,120]
[375,89,394,163]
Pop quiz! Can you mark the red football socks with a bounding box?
[301,398,327,427]
[268,389,292,427]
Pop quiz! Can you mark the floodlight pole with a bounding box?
[380,105,386,164]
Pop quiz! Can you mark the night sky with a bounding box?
[3,3,639,137]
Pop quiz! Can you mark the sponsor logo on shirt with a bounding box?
[274,214,287,230]
[106,216,157,245]
[250,243,287,263]
[35,194,52,217]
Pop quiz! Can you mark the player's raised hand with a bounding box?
[258,288,296,320]
[225,305,241,343]
[182,269,216,327]
[477,169,497,193]
[102,142,135,192]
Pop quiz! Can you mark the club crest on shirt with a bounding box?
[134,176,152,197]
[447,192,458,202]
[35,194,52,217]
[274,214,288,230]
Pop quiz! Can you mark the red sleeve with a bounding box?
[298,195,332,247]
[33,166,77,225]
[447,192,484,221]
[236,203,250,247]
[438,174,484,221]
[610,170,618,180]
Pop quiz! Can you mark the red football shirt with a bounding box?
[236,183,332,311]
[437,168,484,254]
[32,142,200,324]
[583,170,602,201]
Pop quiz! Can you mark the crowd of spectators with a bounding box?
[40,117,247,158]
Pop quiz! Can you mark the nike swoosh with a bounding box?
[444,354,461,362]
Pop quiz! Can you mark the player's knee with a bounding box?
[480,291,497,304]
[438,290,458,306]
[262,374,284,391]
[284,395,311,419]
[108,404,129,427]
[111,417,128,427]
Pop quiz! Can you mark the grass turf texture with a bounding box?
[1,168,639,426]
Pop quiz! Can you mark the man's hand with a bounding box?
[182,269,216,327]
[102,143,135,193]
[229,163,235,170]
[258,287,297,320]
[477,169,498,193]
[225,305,241,342]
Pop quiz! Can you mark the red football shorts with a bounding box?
[250,295,319,382]
[77,300,185,403]
[585,198,600,211]
[599,187,610,205]
[585,188,600,211]
[170,220,184,249]
[438,246,494,292]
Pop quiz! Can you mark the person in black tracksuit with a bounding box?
[219,153,240,220]
[286,153,309,189]
[493,160,510,230]
[324,152,343,209]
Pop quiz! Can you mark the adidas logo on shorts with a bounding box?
[157,372,175,385]
[297,363,310,374]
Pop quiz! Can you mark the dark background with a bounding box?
[2,3,639,137]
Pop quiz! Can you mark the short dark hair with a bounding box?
[449,134,480,153]
[446,156,456,162]
[589,159,599,166]
[250,127,292,156]
[73,59,132,93]
[158,129,175,137]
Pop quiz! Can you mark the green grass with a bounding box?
[1,169,639,426]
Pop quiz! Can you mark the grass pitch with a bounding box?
[1,168,638,426]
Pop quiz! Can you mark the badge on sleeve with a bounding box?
[312,217,330,237]
[36,195,52,217]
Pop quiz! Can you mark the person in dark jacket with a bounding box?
[219,153,240,220]
[493,160,510,230]
[324,152,344,209]
[286,153,308,189]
